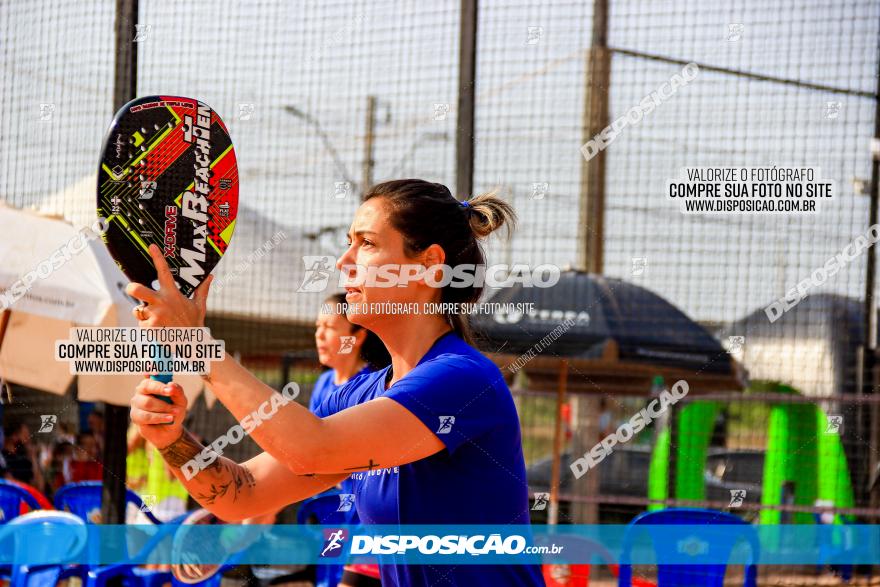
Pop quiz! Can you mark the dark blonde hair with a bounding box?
[363,179,517,344]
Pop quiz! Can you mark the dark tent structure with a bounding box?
[473,270,747,395]
[471,270,746,523]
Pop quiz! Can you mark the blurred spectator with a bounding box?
[127,424,149,492]
[87,409,105,455]
[2,420,45,491]
[561,402,573,443]
[47,440,74,497]
[597,398,614,441]
[70,432,103,482]
[55,421,76,445]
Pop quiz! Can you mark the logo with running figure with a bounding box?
[532,492,549,511]
[38,415,57,433]
[728,489,747,508]
[338,336,356,355]
[825,414,843,435]
[320,529,348,558]
[334,182,352,199]
[39,103,55,122]
[297,256,335,293]
[436,416,455,434]
[140,494,157,512]
[337,494,355,512]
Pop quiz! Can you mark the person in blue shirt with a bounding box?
[128,179,546,587]
[310,292,389,587]
[310,292,390,415]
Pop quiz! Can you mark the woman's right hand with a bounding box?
[130,376,188,449]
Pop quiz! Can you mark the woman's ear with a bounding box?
[418,244,447,285]
[421,243,446,268]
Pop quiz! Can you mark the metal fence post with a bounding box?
[101,0,139,526]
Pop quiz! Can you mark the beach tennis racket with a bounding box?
[97,96,238,401]
[170,509,265,583]
[171,509,224,583]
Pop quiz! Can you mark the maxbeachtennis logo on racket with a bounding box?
[178,102,213,288]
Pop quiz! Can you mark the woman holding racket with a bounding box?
[128,179,545,587]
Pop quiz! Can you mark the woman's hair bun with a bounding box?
[465,189,517,240]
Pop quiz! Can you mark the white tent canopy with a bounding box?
[0,202,203,406]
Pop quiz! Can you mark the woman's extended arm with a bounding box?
[128,244,446,478]
[141,358,445,477]
[131,380,347,521]
[163,433,346,522]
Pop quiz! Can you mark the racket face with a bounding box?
[97,96,238,297]
[172,509,222,583]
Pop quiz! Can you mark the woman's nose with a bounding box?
[337,246,356,272]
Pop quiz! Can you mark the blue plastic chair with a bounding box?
[52,482,179,587]
[0,510,87,587]
[82,512,191,587]
[618,508,759,587]
[0,480,42,523]
[813,511,866,583]
[91,508,256,587]
[0,481,46,584]
[297,491,360,587]
[53,481,162,524]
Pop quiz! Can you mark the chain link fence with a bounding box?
[1,0,879,582]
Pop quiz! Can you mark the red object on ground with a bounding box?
[541,563,657,587]
[542,564,589,586]
[345,564,382,579]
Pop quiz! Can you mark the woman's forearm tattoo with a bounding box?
[158,429,212,469]
[193,461,255,504]
[158,429,256,506]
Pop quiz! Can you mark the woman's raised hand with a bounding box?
[125,244,213,328]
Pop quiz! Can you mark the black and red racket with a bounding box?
[97,96,238,396]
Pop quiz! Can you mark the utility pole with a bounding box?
[103,0,139,526]
[862,15,880,508]
[577,0,609,274]
[362,95,376,199]
[456,0,477,199]
[571,0,610,527]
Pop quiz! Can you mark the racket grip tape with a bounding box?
[141,308,173,416]
[149,373,174,426]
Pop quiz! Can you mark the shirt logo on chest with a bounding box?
[436,416,456,434]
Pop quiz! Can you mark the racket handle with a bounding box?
[149,378,174,433]
[141,308,173,413]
